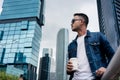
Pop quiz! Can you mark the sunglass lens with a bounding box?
[71,19,75,23]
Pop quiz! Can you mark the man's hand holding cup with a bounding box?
[67,58,78,73]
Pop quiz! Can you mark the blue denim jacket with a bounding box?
[68,30,115,80]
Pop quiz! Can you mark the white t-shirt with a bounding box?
[72,34,94,80]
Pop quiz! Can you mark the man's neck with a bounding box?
[77,27,87,37]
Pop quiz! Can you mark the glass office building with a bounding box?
[0,0,45,80]
[38,48,56,80]
[38,54,51,80]
[56,28,69,80]
[97,0,120,51]
[0,0,41,20]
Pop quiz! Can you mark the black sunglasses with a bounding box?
[71,19,81,24]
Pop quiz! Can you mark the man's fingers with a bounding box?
[68,61,72,64]
[67,68,72,72]
[96,70,103,76]
[96,67,106,76]
[67,65,73,73]
[67,61,73,72]
[67,62,73,69]
[67,63,73,67]
[67,65,73,69]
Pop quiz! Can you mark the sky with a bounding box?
[42,0,99,58]
[0,0,99,59]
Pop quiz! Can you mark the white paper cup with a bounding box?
[70,58,78,71]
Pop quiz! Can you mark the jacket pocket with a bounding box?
[89,42,100,53]
[89,42,100,46]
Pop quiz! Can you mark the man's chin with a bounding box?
[72,29,77,32]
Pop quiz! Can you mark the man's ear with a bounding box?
[80,19,83,23]
[80,19,84,24]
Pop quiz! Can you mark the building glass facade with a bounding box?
[0,21,41,66]
[113,0,120,46]
[56,28,69,80]
[0,0,45,80]
[97,0,120,51]
[0,0,41,20]
[38,54,51,80]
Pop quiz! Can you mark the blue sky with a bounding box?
[0,0,99,58]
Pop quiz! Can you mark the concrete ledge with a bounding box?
[101,46,120,80]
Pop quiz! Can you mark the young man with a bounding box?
[67,13,115,80]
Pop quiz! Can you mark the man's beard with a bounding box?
[72,26,80,32]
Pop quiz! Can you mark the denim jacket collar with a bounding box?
[73,30,91,41]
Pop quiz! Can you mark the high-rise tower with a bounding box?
[38,48,51,80]
[97,0,120,50]
[0,0,45,80]
[56,28,69,80]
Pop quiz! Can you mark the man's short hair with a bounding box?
[74,13,89,26]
